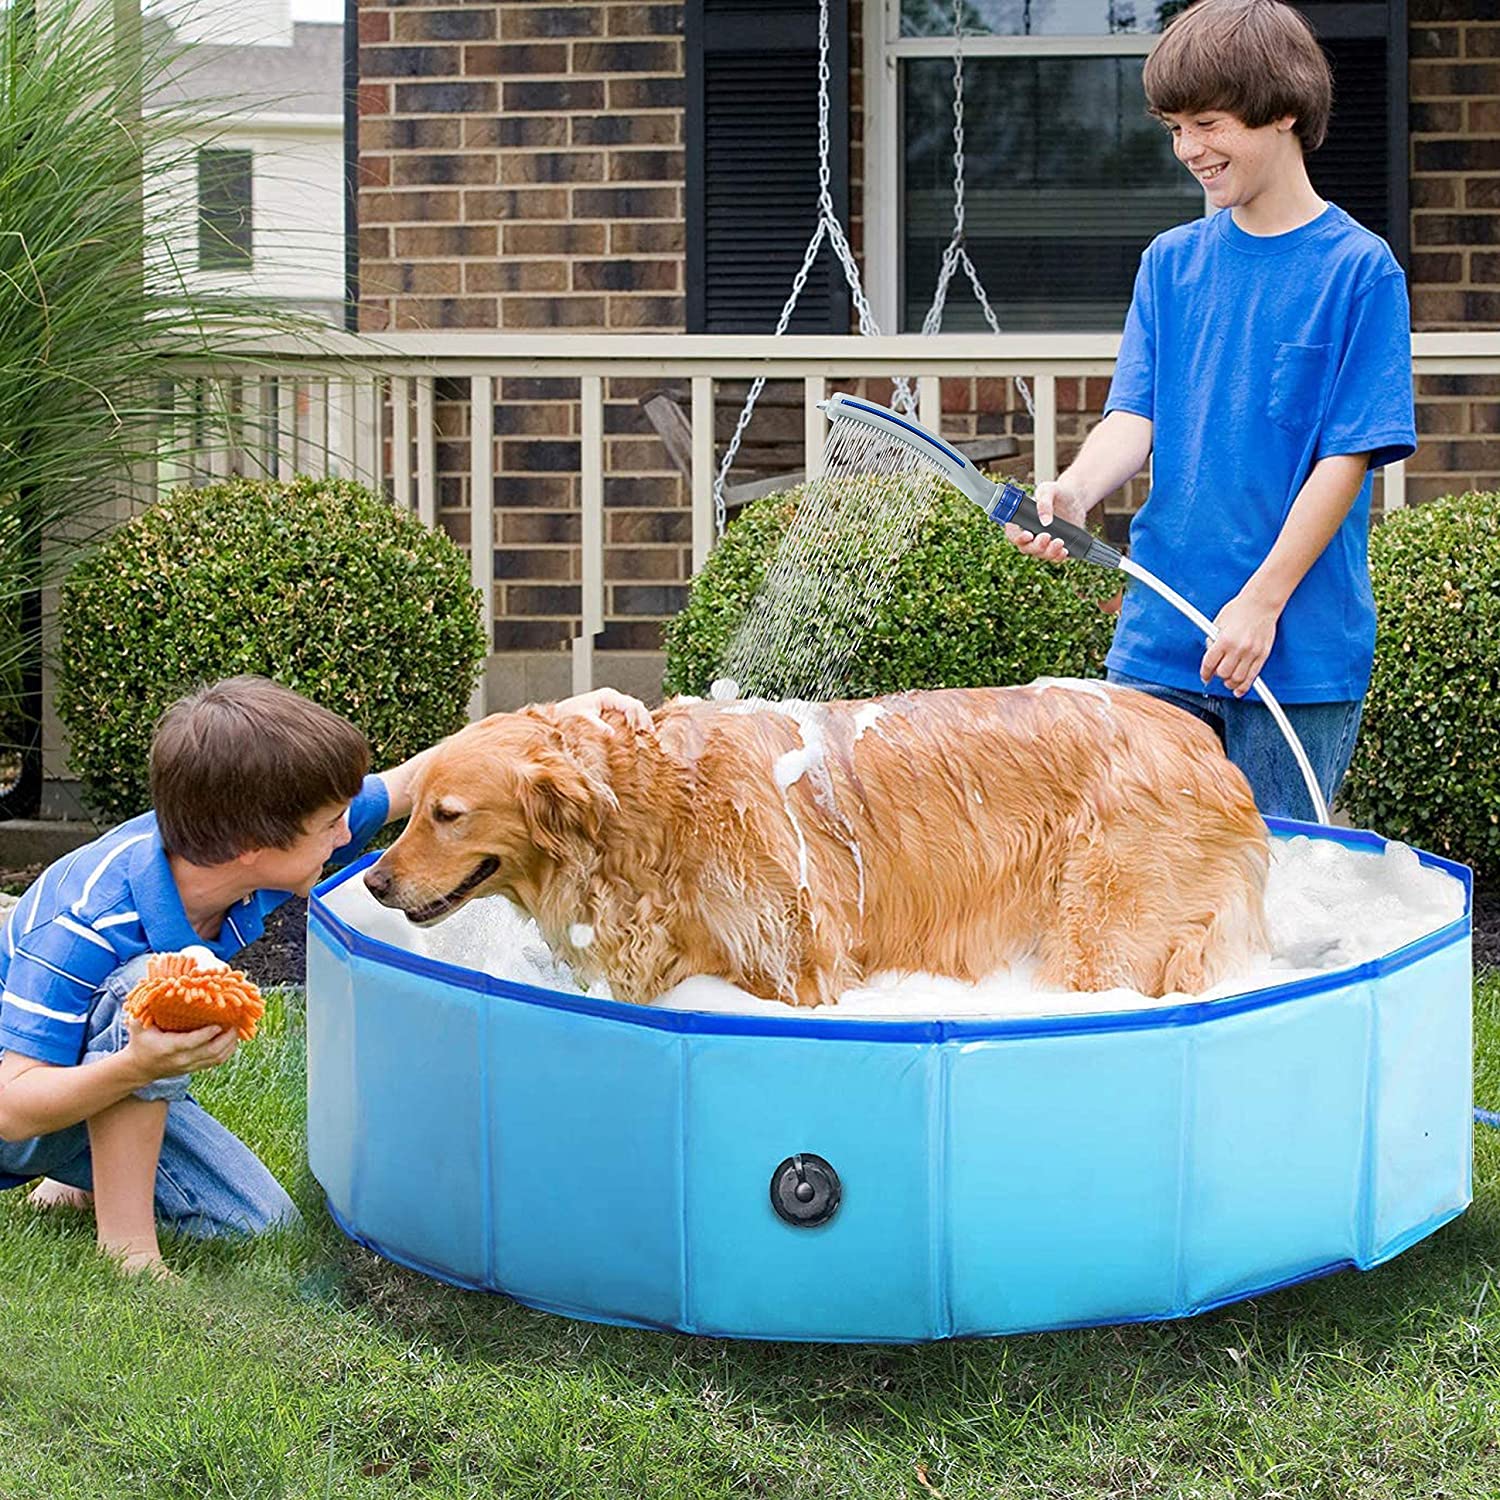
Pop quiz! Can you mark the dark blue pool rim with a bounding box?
[308,818,1473,1046]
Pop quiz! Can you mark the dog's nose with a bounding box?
[363,864,393,902]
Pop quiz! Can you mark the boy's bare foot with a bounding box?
[28,1178,94,1212]
[105,1246,178,1282]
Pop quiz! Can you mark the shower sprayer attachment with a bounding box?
[818,392,1123,569]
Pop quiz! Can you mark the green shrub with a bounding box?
[57,476,486,821]
[663,481,1119,699]
[1340,492,1500,877]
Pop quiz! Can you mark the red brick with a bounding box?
[1471,403,1500,433]
[464,43,570,74]
[357,82,389,117]
[1411,100,1463,132]
[463,188,568,222]
[1415,138,1500,172]
[1415,401,1470,435]
[493,620,573,650]
[502,512,581,546]
[573,40,679,72]
[362,45,462,79]
[1473,251,1500,281]
[606,296,683,329]
[609,511,692,545]
[571,258,679,292]
[607,76,684,111]
[1411,251,1465,283]
[1415,213,1500,245]
[357,9,389,45]
[1464,23,1500,57]
[1469,99,1500,133]
[607,149,685,182]
[394,224,498,258]
[493,548,576,582]
[1411,25,1460,58]
[573,186,679,219]
[393,262,463,295]
[465,115,569,148]
[362,116,461,150]
[606,6,682,37]
[1410,61,1500,95]
[502,222,608,255]
[393,9,496,43]
[501,7,601,40]
[605,547,682,580]
[499,152,606,185]
[502,79,605,112]
[609,220,684,253]
[1411,287,1466,323]
[465,260,570,293]
[361,190,461,224]
[391,154,498,187]
[574,114,678,146]
[506,585,582,615]
[1467,179,1500,210]
[1412,177,1458,209]
[360,153,390,188]
[500,296,609,329]
[393,297,500,330]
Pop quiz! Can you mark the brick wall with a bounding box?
[1407,1,1500,505]
[357,1,690,702]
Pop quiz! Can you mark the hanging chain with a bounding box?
[712,0,905,538]
[915,0,1035,421]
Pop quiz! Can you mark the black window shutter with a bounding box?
[1295,1,1408,265]
[686,0,851,333]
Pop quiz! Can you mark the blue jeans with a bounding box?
[0,955,298,1237]
[1106,670,1364,822]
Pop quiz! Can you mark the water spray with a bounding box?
[818,392,1330,826]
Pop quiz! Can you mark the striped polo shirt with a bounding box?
[0,773,389,1066]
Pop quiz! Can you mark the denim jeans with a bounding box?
[0,954,298,1237]
[1106,670,1364,822]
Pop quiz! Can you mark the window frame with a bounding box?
[865,0,1407,333]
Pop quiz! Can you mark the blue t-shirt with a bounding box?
[0,773,389,1066]
[1103,203,1416,702]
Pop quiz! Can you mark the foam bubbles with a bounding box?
[327,833,1467,1021]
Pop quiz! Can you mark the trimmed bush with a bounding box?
[663,481,1119,699]
[57,476,486,822]
[1340,492,1500,878]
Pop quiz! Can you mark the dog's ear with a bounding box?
[515,745,616,858]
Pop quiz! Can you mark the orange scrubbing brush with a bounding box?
[124,953,265,1041]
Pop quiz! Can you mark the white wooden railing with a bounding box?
[172,330,1500,704]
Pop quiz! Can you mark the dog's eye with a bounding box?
[431,802,465,824]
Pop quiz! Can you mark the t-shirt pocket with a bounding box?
[1267,341,1332,434]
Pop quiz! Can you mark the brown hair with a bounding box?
[1143,0,1332,152]
[150,676,370,864]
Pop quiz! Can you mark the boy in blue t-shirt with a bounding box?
[1008,0,1416,821]
[0,674,647,1277]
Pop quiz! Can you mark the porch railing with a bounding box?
[172,330,1500,704]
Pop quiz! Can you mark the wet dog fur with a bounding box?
[363,683,1269,1007]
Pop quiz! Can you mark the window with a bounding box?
[685,0,851,334]
[873,0,1406,332]
[197,148,253,272]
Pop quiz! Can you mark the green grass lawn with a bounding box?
[1,973,1496,1500]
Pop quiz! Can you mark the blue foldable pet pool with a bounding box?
[306,819,1473,1343]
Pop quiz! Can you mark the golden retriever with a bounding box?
[362,683,1269,1006]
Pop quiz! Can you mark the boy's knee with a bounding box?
[81,958,191,1105]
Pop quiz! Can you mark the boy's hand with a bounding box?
[561,687,652,731]
[1003,481,1088,565]
[1201,591,1282,697]
[122,1012,238,1085]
